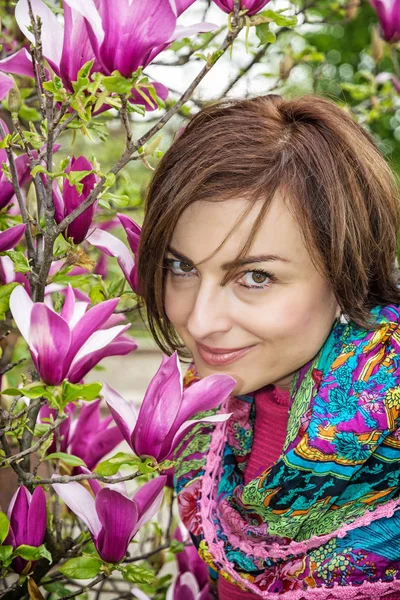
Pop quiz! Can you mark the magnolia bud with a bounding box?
[279,55,294,81]
[371,26,384,63]
[7,81,21,114]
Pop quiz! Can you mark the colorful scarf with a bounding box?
[174,303,400,598]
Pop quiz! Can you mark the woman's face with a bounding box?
[164,194,340,395]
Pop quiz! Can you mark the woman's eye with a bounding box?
[165,259,196,277]
[237,270,275,289]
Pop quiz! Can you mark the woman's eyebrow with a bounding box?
[222,254,291,268]
[167,246,291,269]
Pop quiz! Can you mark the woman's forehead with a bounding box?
[169,195,308,267]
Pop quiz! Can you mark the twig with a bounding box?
[59,573,107,599]
[0,357,26,376]
[0,397,44,434]
[0,412,67,468]
[124,542,171,563]
[30,469,142,485]
[219,43,269,98]
[0,430,27,482]
[0,121,36,264]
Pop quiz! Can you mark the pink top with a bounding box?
[218,384,290,599]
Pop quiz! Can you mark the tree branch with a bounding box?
[0,121,36,265]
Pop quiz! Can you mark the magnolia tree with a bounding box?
[0,0,399,599]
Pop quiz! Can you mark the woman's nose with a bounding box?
[186,283,232,341]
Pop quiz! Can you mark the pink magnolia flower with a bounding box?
[52,474,166,563]
[40,399,123,470]
[370,0,400,42]
[102,352,236,463]
[9,284,137,385]
[174,524,209,591]
[87,214,141,293]
[12,0,216,110]
[213,0,271,16]
[3,486,47,574]
[52,156,98,244]
[166,572,210,600]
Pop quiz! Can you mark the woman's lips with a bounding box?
[196,343,256,366]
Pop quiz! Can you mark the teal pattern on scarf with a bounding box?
[174,304,400,597]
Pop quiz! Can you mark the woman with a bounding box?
[137,95,400,598]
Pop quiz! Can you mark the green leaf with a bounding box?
[122,564,155,584]
[260,9,297,27]
[0,545,13,564]
[59,157,70,172]
[62,381,103,404]
[59,556,102,579]
[104,173,116,188]
[95,452,138,476]
[1,250,31,274]
[89,284,106,305]
[103,73,133,95]
[0,512,10,544]
[255,23,276,46]
[45,452,87,467]
[0,133,11,149]
[100,193,130,208]
[169,539,185,554]
[0,282,18,320]
[1,384,48,399]
[107,277,126,298]
[13,544,52,564]
[31,164,48,178]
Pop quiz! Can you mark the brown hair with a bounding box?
[138,94,400,357]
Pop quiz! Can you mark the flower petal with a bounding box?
[9,285,34,347]
[67,333,137,384]
[133,353,183,459]
[0,223,26,252]
[60,1,103,89]
[95,488,138,562]
[30,303,71,385]
[131,475,166,536]
[102,382,138,445]
[68,399,102,458]
[60,284,76,323]
[8,486,30,547]
[52,478,101,536]
[174,373,236,431]
[26,487,47,547]
[71,323,129,364]
[0,48,34,78]
[15,0,63,71]
[87,228,137,291]
[66,297,119,363]
[60,156,98,243]
[84,426,124,471]
[0,72,14,101]
[117,213,141,255]
[96,0,177,77]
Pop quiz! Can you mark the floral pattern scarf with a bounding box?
[174,303,400,598]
